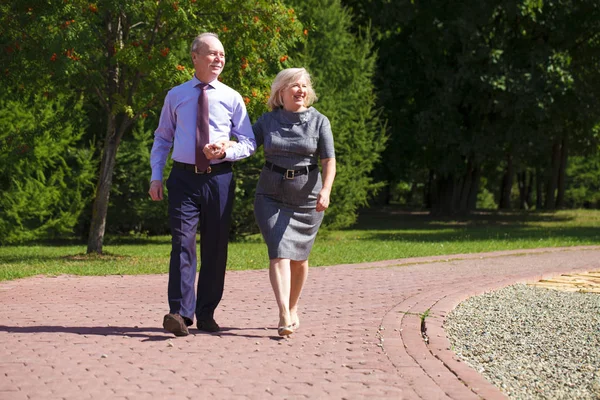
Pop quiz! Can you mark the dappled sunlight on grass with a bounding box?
[1,208,599,281]
[62,253,130,262]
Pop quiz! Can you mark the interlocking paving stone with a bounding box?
[1,246,599,399]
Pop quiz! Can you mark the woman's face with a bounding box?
[281,76,309,112]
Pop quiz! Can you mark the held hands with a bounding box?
[203,140,236,160]
[316,187,331,212]
[150,141,235,201]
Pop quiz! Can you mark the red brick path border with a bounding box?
[1,246,599,399]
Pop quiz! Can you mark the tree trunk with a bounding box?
[556,136,568,209]
[431,173,456,215]
[467,166,480,211]
[458,159,478,213]
[545,140,561,210]
[406,182,417,206]
[525,171,533,209]
[517,170,531,210]
[87,116,120,254]
[425,169,434,209]
[535,168,544,209]
[86,13,125,254]
[499,153,514,209]
[452,174,462,213]
[458,172,471,213]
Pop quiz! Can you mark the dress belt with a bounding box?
[173,161,232,174]
[264,161,318,180]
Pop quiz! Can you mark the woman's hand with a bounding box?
[204,140,236,159]
[316,187,331,212]
[223,140,237,149]
[316,158,336,212]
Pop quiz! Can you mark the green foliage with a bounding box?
[476,176,500,209]
[285,0,387,229]
[107,122,171,235]
[0,93,96,244]
[229,151,265,236]
[0,0,306,247]
[565,154,600,208]
[342,0,600,212]
[228,0,387,235]
[3,208,600,281]
[1,0,305,118]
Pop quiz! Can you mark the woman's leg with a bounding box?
[269,258,292,328]
[289,259,308,329]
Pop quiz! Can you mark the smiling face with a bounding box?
[281,77,309,112]
[192,36,225,83]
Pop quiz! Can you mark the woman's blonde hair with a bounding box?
[267,67,317,110]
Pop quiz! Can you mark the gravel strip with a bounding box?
[445,284,600,399]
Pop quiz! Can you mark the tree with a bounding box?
[0,0,304,253]
[286,0,387,228]
[225,0,387,236]
[565,150,600,209]
[343,0,600,213]
[0,92,95,244]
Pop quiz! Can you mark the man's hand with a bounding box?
[149,180,164,201]
[203,142,226,160]
[203,140,235,160]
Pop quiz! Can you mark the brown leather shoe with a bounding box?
[196,318,220,332]
[163,313,189,337]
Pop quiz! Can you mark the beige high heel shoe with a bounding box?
[277,325,294,337]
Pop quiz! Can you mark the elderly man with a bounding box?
[149,32,256,336]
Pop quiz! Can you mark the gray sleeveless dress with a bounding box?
[253,107,335,260]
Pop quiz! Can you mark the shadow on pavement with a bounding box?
[0,325,285,341]
[0,324,172,340]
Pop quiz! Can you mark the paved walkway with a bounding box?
[1,246,599,400]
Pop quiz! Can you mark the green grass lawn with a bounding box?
[1,208,599,282]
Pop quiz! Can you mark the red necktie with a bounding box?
[195,83,210,172]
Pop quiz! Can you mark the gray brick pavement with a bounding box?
[1,246,599,399]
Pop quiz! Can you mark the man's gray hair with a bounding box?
[191,32,220,53]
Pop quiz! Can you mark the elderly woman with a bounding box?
[252,67,336,337]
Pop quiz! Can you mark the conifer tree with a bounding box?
[228,0,386,235]
[286,0,387,228]
[0,93,95,243]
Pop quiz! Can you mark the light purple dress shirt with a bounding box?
[150,75,256,181]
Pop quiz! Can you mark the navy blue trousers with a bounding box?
[165,166,234,322]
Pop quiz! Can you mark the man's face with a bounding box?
[192,37,225,82]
